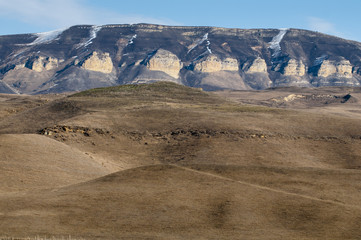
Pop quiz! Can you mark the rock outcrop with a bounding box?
[25,56,59,72]
[241,57,271,90]
[194,55,238,72]
[336,60,353,78]
[282,59,306,76]
[81,52,114,74]
[243,57,267,73]
[316,60,353,78]
[221,58,239,71]
[146,49,182,78]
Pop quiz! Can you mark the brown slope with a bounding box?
[1,82,361,239]
[2,82,361,171]
[215,87,361,118]
[0,165,361,239]
[43,96,361,170]
[0,97,86,134]
[0,93,61,122]
[0,134,113,192]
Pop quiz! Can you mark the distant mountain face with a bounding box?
[0,24,361,94]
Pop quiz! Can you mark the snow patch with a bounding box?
[269,28,288,57]
[27,28,65,46]
[313,55,328,66]
[128,34,137,45]
[206,35,212,54]
[76,25,102,49]
[188,33,211,54]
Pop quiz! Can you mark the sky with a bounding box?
[0,0,360,42]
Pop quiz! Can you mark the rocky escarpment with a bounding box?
[243,57,268,74]
[307,58,359,87]
[193,55,239,72]
[80,52,114,74]
[241,57,272,89]
[315,60,353,78]
[25,56,60,72]
[146,49,182,78]
[279,59,306,76]
[0,24,360,94]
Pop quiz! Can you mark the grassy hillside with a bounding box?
[0,82,361,239]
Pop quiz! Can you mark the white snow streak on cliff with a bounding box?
[188,33,210,54]
[269,28,288,57]
[314,55,328,66]
[206,34,212,54]
[27,29,65,45]
[76,25,102,49]
[128,34,137,45]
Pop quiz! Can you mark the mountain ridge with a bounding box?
[1,23,361,94]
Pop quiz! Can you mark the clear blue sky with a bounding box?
[0,0,360,42]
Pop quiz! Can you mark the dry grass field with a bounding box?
[0,82,361,239]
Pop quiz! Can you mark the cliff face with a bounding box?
[0,24,360,94]
[25,56,60,72]
[80,52,114,74]
[146,49,182,78]
[281,59,306,76]
[193,55,238,72]
[316,60,353,78]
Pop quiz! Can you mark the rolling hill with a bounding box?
[0,82,361,239]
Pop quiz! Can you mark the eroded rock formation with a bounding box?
[194,55,238,72]
[282,59,306,76]
[243,57,267,73]
[317,60,353,78]
[146,49,182,78]
[25,56,59,72]
[81,52,114,74]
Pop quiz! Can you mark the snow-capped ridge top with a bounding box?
[27,28,66,46]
